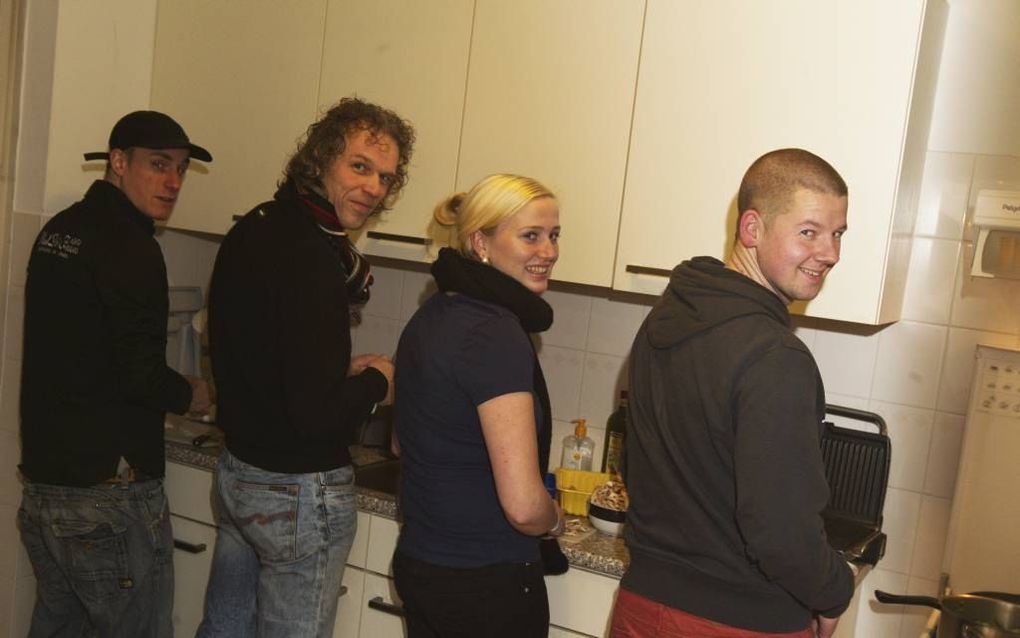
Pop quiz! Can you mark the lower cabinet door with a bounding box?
[170,514,217,638]
[549,625,597,637]
[545,569,619,637]
[332,566,366,638]
[359,572,406,637]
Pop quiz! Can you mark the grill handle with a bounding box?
[824,404,887,436]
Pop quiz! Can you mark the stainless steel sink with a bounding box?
[354,459,400,495]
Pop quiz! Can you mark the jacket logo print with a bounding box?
[36,231,82,259]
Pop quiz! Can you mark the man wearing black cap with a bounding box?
[18,110,213,637]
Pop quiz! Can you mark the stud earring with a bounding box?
[481,256,490,265]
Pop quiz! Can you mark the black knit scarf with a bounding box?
[431,247,554,473]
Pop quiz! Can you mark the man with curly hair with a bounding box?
[199,97,415,637]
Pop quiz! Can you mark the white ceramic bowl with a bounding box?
[588,502,626,537]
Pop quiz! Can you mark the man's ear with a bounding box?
[737,209,765,248]
[108,149,129,177]
[469,230,487,261]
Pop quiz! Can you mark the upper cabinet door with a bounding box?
[320,0,475,263]
[615,0,946,324]
[456,0,645,287]
[151,0,328,236]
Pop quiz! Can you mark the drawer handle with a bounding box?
[173,539,208,554]
[366,231,432,246]
[625,264,672,278]
[368,596,405,617]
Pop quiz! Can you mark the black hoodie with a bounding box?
[620,256,853,632]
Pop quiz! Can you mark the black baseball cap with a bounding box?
[83,110,212,162]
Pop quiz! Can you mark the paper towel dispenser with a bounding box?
[970,189,1020,279]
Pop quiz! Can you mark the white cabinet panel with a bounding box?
[615,0,947,324]
[365,514,400,576]
[320,0,474,263]
[359,571,406,638]
[151,0,327,235]
[456,0,644,287]
[348,511,370,570]
[171,514,217,638]
[332,566,366,638]
[545,569,618,638]
[165,461,215,525]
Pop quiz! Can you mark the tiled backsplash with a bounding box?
[2,151,1019,638]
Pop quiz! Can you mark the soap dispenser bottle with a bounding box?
[560,419,595,471]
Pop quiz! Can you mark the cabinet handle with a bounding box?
[625,264,672,278]
[173,539,208,554]
[366,231,432,246]
[367,596,405,617]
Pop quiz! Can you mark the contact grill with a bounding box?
[819,404,891,567]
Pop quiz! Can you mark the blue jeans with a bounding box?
[18,479,174,638]
[197,449,358,638]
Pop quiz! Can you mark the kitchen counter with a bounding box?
[164,429,629,578]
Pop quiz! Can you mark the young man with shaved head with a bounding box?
[613,149,856,638]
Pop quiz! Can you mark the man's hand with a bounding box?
[812,614,840,638]
[186,376,212,415]
[349,353,382,377]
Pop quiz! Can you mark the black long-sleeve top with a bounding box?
[19,180,192,486]
[208,181,387,472]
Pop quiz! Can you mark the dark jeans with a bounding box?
[393,550,549,638]
[18,479,174,638]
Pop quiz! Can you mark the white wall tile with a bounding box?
[585,297,649,357]
[353,317,403,358]
[791,316,818,349]
[871,322,947,410]
[811,326,880,400]
[950,242,1020,334]
[909,496,951,582]
[537,345,584,421]
[854,568,909,638]
[880,488,922,575]
[825,394,871,413]
[542,289,592,350]
[0,359,21,434]
[399,270,436,322]
[869,402,933,493]
[899,577,940,638]
[8,213,40,288]
[2,287,23,362]
[936,327,1016,415]
[923,412,965,498]
[899,237,961,325]
[362,266,403,320]
[914,152,973,240]
[577,353,627,434]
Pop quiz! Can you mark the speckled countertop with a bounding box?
[164,428,629,579]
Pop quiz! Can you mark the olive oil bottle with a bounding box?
[602,391,628,477]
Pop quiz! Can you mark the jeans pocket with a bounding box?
[51,518,130,604]
[229,480,299,563]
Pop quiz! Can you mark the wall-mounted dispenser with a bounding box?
[970,189,1020,279]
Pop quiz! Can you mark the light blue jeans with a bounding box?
[18,479,174,638]
[197,449,358,638]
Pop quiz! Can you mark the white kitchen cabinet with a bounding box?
[455,0,644,287]
[333,566,366,638]
[151,0,327,236]
[319,0,474,263]
[545,568,619,638]
[170,514,217,638]
[359,571,407,638]
[614,0,948,324]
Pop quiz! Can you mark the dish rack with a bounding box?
[555,468,611,515]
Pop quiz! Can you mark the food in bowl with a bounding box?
[590,480,629,512]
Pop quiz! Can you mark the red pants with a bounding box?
[610,589,813,638]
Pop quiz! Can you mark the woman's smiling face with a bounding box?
[474,197,561,295]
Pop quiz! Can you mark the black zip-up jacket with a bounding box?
[19,180,192,486]
[208,181,387,473]
[621,256,853,632]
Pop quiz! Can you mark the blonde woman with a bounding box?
[393,175,566,638]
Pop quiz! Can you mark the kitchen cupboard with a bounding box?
[165,461,217,638]
[454,0,644,287]
[319,0,474,263]
[614,0,948,324]
[150,0,328,236]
